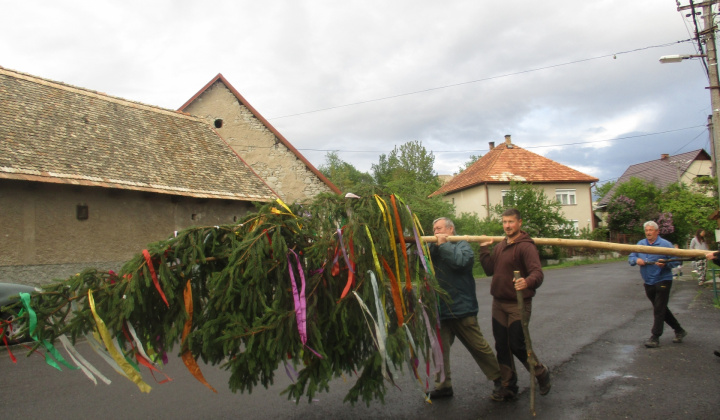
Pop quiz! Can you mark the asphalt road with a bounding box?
[2,261,720,419]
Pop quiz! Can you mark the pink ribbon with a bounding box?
[287,249,322,358]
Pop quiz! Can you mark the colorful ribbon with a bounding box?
[180,279,217,392]
[58,335,111,385]
[390,195,412,290]
[19,292,76,371]
[142,249,169,308]
[88,290,152,393]
[287,250,322,358]
[381,257,405,326]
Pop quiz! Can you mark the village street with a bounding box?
[2,260,719,419]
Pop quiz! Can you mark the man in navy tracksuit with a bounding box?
[628,221,687,348]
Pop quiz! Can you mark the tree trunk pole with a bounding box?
[410,236,709,259]
[515,270,536,416]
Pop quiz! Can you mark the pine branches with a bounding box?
[1,193,443,405]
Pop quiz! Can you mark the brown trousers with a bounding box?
[434,315,501,389]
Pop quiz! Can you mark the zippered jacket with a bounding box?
[628,236,680,285]
[478,231,544,302]
[429,240,478,320]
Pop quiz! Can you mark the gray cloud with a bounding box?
[0,0,713,185]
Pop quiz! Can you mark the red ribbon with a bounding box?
[121,323,172,384]
[142,249,169,308]
[2,322,17,363]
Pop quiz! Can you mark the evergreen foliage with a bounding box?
[1,193,444,406]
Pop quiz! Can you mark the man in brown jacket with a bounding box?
[478,208,551,400]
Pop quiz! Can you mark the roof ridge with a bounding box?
[0,66,197,121]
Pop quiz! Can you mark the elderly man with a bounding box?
[427,217,503,401]
[628,221,687,348]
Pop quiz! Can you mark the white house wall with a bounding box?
[442,182,595,232]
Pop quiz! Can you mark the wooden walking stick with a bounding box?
[515,270,537,416]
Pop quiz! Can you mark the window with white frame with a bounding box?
[556,189,576,205]
[568,220,579,233]
[501,190,511,206]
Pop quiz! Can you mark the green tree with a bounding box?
[372,140,440,189]
[458,154,482,173]
[453,212,503,277]
[606,195,642,234]
[594,181,615,200]
[318,151,374,193]
[370,140,450,231]
[612,177,661,221]
[659,182,718,247]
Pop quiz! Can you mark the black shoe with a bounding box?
[644,335,660,348]
[427,387,454,399]
[672,329,687,343]
[714,349,720,357]
[536,368,552,395]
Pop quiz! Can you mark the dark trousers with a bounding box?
[491,299,546,387]
[644,280,682,337]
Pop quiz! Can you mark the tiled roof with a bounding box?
[430,140,598,196]
[596,149,711,207]
[0,67,276,202]
[179,74,341,195]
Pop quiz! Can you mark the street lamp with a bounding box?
[658,54,706,63]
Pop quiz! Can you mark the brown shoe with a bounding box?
[536,368,552,396]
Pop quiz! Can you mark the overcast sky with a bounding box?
[1,1,714,186]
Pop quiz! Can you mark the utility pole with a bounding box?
[677,1,720,206]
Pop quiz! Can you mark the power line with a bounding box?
[296,124,706,154]
[269,38,695,120]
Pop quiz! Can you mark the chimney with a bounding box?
[661,153,669,160]
[505,134,512,145]
[489,141,495,150]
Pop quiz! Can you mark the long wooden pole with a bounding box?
[410,236,709,259]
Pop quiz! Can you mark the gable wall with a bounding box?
[182,83,333,203]
[681,160,713,185]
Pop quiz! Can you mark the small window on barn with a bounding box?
[76,204,89,220]
[191,213,197,221]
[214,119,223,128]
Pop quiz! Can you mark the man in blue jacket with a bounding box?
[628,221,687,348]
[427,217,503,401]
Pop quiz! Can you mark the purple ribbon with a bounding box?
[287,249,323,359]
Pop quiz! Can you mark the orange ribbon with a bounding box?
[181,279,217,393]
[381,257,405,326]
[390,195,412,291]
[142,249,169,308]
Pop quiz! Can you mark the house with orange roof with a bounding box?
[0,67,278,284]
[179,74,340,203]
[430,135,599,232]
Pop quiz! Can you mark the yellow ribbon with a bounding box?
[365,226,390,328]
[374,195,404,309]
[275,198,296,217]
[88,290,152,393]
